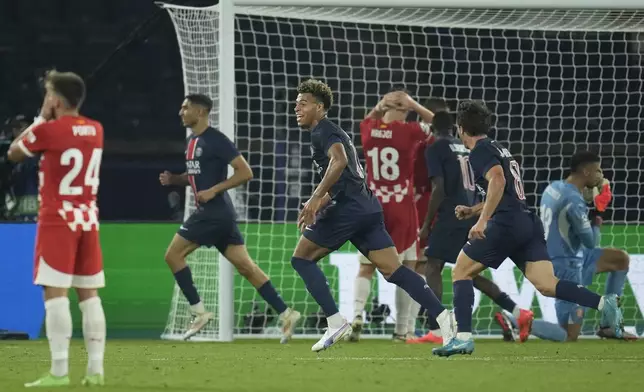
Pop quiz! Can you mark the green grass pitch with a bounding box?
[1,339,642,392]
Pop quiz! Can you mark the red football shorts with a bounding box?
[33,222,104,289]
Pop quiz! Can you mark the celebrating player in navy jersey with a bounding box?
[413,110,534,345]
[502,151,632,342]
[291,79,455,352]
[432,100,624,357]
[159,94,300,342]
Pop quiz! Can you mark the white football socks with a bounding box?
[456,332,473,341]
[45,297,72,377]
[190,301,206,314]
[326,312,345,329]
[395,286,413,335]
[79,296,106,376]
[512,306,521,319]
[353,276,371,319]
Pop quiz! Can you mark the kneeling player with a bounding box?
[9,71,106,387]
[433,101,623,357]
[499,152,633,342]
[350,89,435,341]
[159,94,299,342]
[409,111,533,344]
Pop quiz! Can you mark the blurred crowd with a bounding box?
[0,115,39,221]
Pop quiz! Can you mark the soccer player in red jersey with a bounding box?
[8,71,106,387]
[348,89,435,342]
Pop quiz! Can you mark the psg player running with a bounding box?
[291,79,454,352]
[433,100,623,357]
[411,110,533,345]
[159,94,300,342]
[8,71,106,387]
[350,89,435,342]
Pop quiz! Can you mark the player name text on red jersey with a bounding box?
[72,125,97,137]
[370,128,393,139]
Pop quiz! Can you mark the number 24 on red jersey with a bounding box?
[18,116,104,230]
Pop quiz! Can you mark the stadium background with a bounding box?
[0,0,642,339]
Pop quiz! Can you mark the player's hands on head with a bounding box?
[382,91,411,111]
[468,219,487,240]
[159,171,173,186]
[454,205,473,220]
[196,188,217,203]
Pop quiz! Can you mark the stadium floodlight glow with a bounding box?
[158,0,644,341]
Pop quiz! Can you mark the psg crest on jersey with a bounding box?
[195,147,203,157]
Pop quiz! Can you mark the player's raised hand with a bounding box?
[39,95,55,121]
[582,178,612,213]
[380,91,407,110]
[468,219,487,240]
[455,205,473,220]
[593,178,612,213]
[159,171,173,186]
[399,92,417,110]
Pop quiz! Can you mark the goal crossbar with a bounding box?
[159,3,644,32]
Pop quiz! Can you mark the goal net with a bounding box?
[161,3,644,341]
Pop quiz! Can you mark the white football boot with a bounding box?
[311,321,352,352]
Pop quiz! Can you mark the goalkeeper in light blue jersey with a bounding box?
[519,151,633,341]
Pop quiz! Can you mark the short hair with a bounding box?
[45,70,86,109]
[185,94,213,113]
[431,110,454,135]
[297,79,333,110]
[570,151,600,174]
[456,100,491,136]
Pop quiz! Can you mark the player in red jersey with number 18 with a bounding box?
[8,71,106,387]
[348,89,435,342]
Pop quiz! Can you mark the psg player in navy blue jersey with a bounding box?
[291,79,455,352]
[159,94,300,342]
[417,111,533,345]
[432,100,624,357]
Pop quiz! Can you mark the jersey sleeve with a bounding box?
[359,118,372,147]
[17,119,51,157]
[469,143,502,179]
[425,140,445,179]
[566,198,595,249]
[211,132,241,163]
[320,127,343,156]
[404,121,431,142]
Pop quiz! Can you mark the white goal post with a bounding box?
[159,0,644,342]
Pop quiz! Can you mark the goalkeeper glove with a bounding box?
[593,179,612,213]
[582,178,612,212]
